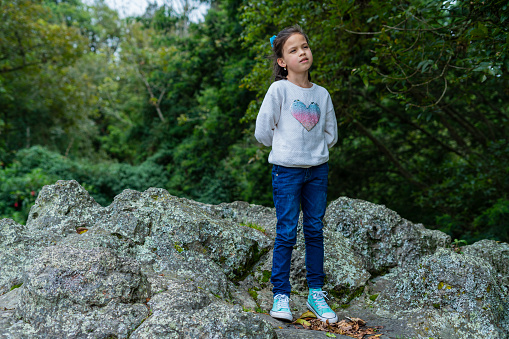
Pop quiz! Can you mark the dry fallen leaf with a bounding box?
[346,317,366,326]
[302,316,383,339]
[300,311,317,318]
[294,318,311,327]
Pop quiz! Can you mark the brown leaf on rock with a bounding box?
[304,317,383,339]
[347,317,366,326]
[294,318,311,327]
[300,311,317,318]
[76,227,88,234]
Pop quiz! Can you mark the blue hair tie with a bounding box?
[270,35,277,48]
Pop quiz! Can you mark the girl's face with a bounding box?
[277,33,313,77]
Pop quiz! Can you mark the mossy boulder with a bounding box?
[1,181,507,339]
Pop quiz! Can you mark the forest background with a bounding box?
[1,0,508,244]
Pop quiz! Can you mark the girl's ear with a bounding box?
[277,58,286,68]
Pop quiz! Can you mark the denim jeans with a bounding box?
[271,162,328,297]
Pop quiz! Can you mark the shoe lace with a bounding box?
[311,290,330,310]
[275,294,290,309]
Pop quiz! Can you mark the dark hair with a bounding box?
[271,25,312,82]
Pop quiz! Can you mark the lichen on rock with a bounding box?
[0,181,507,339]
[130,280,277,339]
[324,197,451,275]
[0,219,30,295]
[14,246,150,338]
[371,247,509,338]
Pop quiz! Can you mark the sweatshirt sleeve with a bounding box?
[254,84,281,147]
[324,95,338,148]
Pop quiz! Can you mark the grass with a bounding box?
[248,288,258,300]
[10,284,22,291]
[240,222,266,234]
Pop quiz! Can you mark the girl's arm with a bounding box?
[324,101,338,148]
[255,86,281,147]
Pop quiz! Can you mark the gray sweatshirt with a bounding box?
[255,80,338,168]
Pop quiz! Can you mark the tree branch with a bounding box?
[438,103,490,145]
[137,67,166,123]
[360,92,471,163]
[352,118,427,189]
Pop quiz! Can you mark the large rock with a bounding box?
[13,246,149,338]
[369,248,509,338]
[130,280,276,339]
[26,180,105,242]
[463,239,509,287]
[324,197,451,275]
[95,188,273,300]
[0,219,29,295]
[1,181,279,338]
[100,188,272,282]
[0,180,106,295]
[1,180,508,339]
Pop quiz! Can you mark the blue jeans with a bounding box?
[271,162,328,297]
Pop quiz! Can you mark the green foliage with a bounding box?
[240,0,509,242]
[248,288,258,301]
[0,146,168,222]
[261,270,271,283]
[473,199,509,242]
[451,238,467,254]
[0,167,58,224]
[1,0,508,243]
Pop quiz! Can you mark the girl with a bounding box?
[255,25,338,323]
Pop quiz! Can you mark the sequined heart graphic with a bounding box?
[290,100,321,132]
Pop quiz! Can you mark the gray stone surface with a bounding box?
[14,246,149,338]
[463,239,509,287]
[0,288,20,311]
[0,180,107,296]
[369,248,509,338]
[130,280,277,339]
[261,311,417,339]
[26,180,105,241]
[100,188,273,283]
[324,197,451,275]
[0,219,29,296]
[192,200,278,229]
[0,181,507,339]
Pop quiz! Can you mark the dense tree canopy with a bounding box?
[1,0,508,243]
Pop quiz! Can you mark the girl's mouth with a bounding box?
[300,58,309,63]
